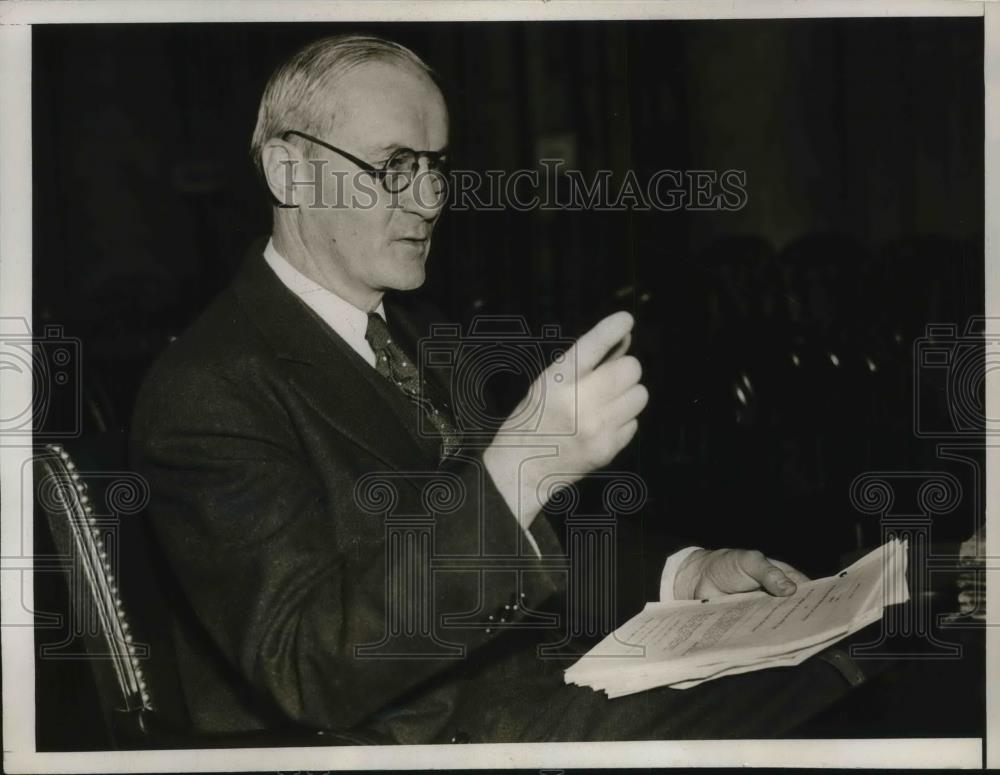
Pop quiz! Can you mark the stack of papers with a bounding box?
[565,538,909,696]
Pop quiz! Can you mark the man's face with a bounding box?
[296,60,449,304]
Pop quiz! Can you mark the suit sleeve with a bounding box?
[130,360,564,732]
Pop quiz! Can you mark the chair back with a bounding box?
[34,435,190,745]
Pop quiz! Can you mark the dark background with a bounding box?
[32,19,984,747]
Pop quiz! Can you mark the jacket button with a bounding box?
[450,731,470,743]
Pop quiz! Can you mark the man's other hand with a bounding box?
[483,311,648,529]
[673,548,811,600]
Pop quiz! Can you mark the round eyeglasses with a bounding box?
[281,129,449,195]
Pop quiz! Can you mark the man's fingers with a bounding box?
[614,418,639,449]
[596,331,631,368]
[769,559,810,586]
[584,353,643,402]
[566,311,634,375]
[602,383,649,428]
[737,550,797,596]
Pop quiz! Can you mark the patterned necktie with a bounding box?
[364,312,461,458]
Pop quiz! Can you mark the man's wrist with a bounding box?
[482,444,542,530]
[673,547,711,600]
[660,545,705,601]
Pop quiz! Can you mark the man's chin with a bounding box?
[385,244,429,290]
[384,264,426,292]
[393,274,425,291]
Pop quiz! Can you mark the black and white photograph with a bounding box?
[0,0,995,770]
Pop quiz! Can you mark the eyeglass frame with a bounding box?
[280,129,449,195]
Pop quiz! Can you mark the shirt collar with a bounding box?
[262,238,384,367]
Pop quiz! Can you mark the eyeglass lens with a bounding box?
[382,149,448,194]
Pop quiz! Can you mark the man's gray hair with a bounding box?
[249,34,435,174]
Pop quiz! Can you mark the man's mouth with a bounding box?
[395,236,430,250]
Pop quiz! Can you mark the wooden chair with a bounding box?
[34,438,381,748]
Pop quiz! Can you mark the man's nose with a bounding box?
[398,159,447,219]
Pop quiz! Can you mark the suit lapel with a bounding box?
[230,246,435,474]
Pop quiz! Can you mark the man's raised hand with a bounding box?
[483,312,648,529]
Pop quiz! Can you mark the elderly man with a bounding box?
[131,33,856,743]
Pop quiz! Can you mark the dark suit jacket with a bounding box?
[130,244,568,742]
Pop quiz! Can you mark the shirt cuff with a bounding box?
[659,545,704,601]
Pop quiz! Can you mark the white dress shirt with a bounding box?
[264,239,384,366]
[262,238,693,601]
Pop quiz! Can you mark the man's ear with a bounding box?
[260,138,303,208]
